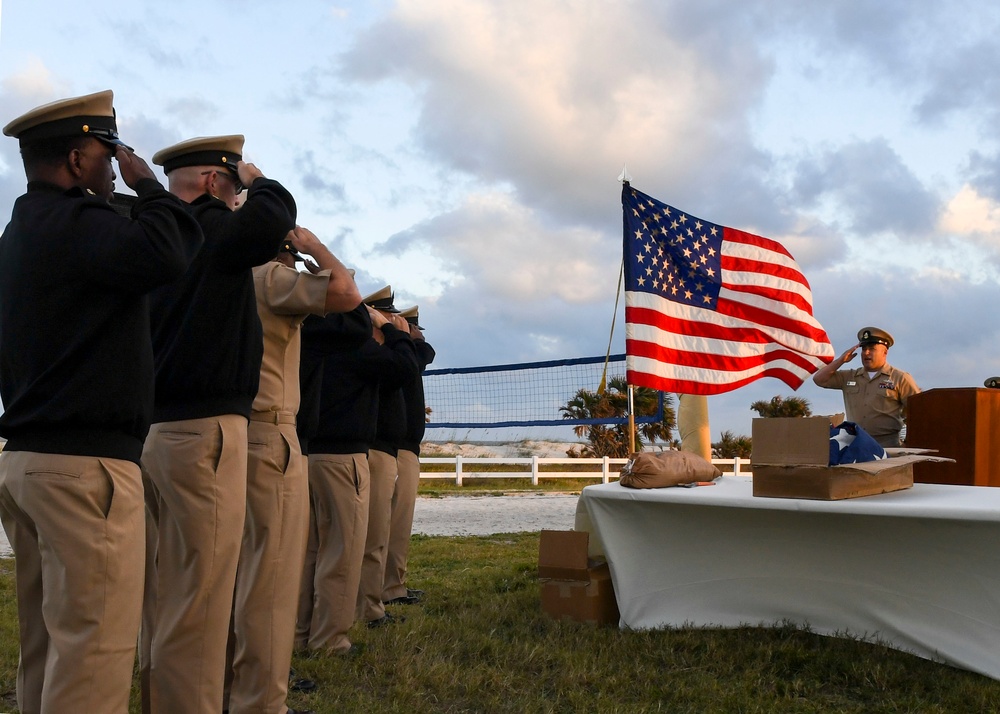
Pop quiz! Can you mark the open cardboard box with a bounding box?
[751,416,952,500]
[538,529,619,626]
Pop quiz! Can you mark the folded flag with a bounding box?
[829,422,887,465]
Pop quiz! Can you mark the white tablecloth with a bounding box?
[576,476,1000,680]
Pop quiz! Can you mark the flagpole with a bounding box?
[628,385,636,454]
[618,164,638,452]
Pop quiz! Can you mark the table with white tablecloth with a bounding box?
[576,476,1000,680]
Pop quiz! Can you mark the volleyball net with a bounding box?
[422,353,665,429]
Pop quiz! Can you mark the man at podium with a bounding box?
[812,326,920,448]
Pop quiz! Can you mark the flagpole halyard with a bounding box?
[619,166,636,452]
[599,258,624,396]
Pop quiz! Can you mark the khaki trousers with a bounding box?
[295,452,369,653]
[229,421,309,714]
[141,415,248,714]
[0,450,144,714]
[382,448,420,601]
[356,448,397,622]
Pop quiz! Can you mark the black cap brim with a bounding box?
[279,241,305,262]
[97,136,133,151]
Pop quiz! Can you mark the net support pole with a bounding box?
[678,394,712,460]
[628,385,637,453]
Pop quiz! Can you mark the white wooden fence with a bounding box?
[418,456,752,486]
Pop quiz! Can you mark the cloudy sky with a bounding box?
[2,0,1000,443]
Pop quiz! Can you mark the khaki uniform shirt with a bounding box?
[251,261,330,417]
[822,363,920,446]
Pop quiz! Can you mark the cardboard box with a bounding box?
[538,529,619,626]
[752,461,915,500]
[751,415,841,466]
[751,416,918,500]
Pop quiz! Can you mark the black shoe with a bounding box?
[367,612,405,629]
[386,587,425,605]
[288,668,317,693]
[288,709,315,714]
[385,593,421,605]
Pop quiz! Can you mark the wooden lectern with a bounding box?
[905,388,1000,486]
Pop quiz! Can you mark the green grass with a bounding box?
[290,534,1000,713]
[2,534,999,712]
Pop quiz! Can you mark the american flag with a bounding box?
[622,184,834,395]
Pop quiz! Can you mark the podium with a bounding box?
[905,388,1000,486]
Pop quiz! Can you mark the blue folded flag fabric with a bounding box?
[829,422,887,465]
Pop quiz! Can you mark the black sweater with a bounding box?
[399,339,436,454]
[148,177,295,422]
[298,306,372,454]
[304,308,418,455]
[371,337,423,456]
[0,179,203,463]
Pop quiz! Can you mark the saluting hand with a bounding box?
[115,147,157,189]
[366,305,389,329]
[289,226,322,256]
[389,313,409,332]
[236,160,264,189]
[840,343,860,364]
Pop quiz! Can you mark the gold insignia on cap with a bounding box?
[82,125,90,132]
[857,326,894,348]
[222,156,228,163]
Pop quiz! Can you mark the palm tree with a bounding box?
[560,377,675,457]
[750,395,812,418]
[712,430,752,459]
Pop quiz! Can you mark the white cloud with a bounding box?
[377,190,617,304]
[940,184,1000,247]
[340,0,774,227]
[0,56,64,102]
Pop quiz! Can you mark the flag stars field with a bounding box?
[631,199,723,311]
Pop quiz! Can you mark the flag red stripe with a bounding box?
[721,280,813,315]
[627,365,807,395]
[724,226,794,259]
[715,296,830,344]
[721,256,807,287]
[626,333,821,375]
[627,300,830,350]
